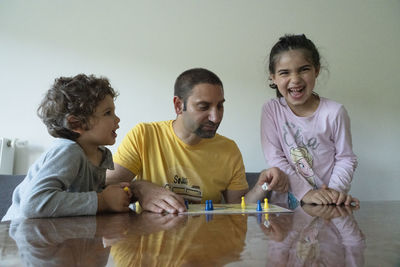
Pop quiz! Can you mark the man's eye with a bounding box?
[199,106,208,110]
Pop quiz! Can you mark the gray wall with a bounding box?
[1,1,399,201]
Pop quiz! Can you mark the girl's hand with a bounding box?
[301,188,336,205]
[320,185,360,206]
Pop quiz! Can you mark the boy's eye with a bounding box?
[105,111,112,115]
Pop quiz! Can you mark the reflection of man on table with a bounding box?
[109,212,247,266]
[107,68,288,213]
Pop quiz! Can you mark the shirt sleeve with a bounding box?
[260,102,313,201]
[226,143,248,191]
[328,106,358,193]
[113,124,143,175]
[20,146,98,218]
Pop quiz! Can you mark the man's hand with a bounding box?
[257,167,289,193]
[132,180,187,214]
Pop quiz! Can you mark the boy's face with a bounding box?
[79,95,120,147]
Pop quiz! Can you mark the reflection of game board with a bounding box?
[182,203,292,215]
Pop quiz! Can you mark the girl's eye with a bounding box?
[278,71,289,76]
[300,67,311,72]
[105,111,112,116]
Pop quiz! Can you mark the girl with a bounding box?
[261,34,358,206]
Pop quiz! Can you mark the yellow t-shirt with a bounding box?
[113,120,248,203]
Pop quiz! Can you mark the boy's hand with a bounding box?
[97,184,130,213]
[119,182,133,199]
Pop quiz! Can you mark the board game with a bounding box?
[182,203,292,215]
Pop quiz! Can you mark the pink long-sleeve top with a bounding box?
[261,97,357,203]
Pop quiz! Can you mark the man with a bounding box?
[106,68,288,213]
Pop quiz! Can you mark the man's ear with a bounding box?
[173,96,184,115]
[67,115,84,134]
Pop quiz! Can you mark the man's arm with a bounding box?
[106,163,186,213]
[223,189,249,204]
[106,163,135,185]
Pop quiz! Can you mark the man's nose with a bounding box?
[208,108,222,123]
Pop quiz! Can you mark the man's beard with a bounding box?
[194,122,219,138]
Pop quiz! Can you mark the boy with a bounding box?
[2,74,130,221]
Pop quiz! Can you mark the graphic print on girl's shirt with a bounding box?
[283,121,319,188]
[290,147,316,188]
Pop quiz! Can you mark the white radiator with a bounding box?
[0,138,15,175]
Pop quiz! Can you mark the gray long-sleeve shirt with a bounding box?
[2,138,114,221]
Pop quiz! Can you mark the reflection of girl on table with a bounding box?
[263,206,365,267]
[261,34,359,205]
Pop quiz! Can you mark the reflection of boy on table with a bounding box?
[110,213,247,266]
[9,215,129,267]
[261,205,365,266]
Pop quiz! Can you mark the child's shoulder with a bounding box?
[319,97,347,114]
[44,138,85,159]
[262,97,284,110]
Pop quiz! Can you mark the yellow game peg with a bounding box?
[241,196,246,209]
[123,186,129,192]
[135,201,142,214]
[264,213,270,228]
[264,198,269,210]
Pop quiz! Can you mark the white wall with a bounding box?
[1,1,399,201]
